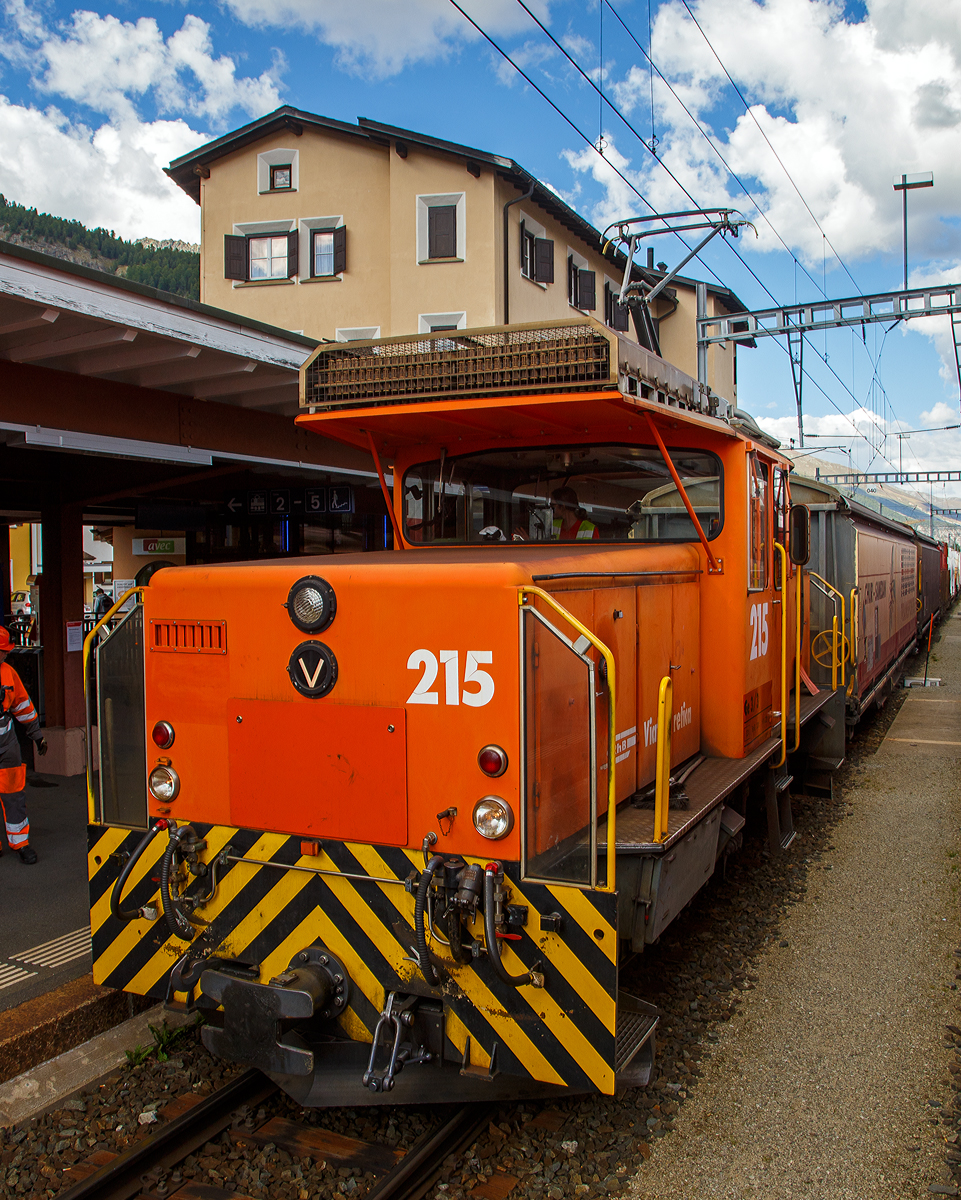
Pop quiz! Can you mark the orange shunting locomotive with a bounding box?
[89,319,836,1107]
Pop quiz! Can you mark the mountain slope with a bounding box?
[0,196,199,301]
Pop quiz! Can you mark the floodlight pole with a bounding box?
[893,172,934,291]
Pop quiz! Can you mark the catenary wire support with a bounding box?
[697,283,961,427]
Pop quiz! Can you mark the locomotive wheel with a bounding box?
[811,628,850,667]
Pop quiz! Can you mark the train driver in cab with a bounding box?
[551,486,599,541]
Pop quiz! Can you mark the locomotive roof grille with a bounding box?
[301,320,616,410]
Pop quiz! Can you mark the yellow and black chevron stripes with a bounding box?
[88,823,619,1094]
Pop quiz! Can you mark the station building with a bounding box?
[0,107,751,776]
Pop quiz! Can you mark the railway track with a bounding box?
[55,1069,505,1200]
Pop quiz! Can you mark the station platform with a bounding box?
[0,772,91,1013]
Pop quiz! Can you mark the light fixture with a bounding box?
[477,745,508,777]
[473,796,514,839]
[286,575,336,634]
[151,721,175,750]
[148,765,181,802]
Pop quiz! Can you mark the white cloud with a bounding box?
[921,400,957,425]
[37,12,282,125]
[0,96,202,241]
[0,3,288,242]
[575,0,961,268]
[222,0,551,78]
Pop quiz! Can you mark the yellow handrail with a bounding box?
[654,675,673,843]
[774,542,788,767]
[831,615,839,691]
[849,588,858,664]
[83,587,145,823]
[808,570,847,687]
[792,559,802,753]
[518,585,617,892]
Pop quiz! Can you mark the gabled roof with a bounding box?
[166,106,751,319]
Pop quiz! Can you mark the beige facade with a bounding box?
[170,109,749,404]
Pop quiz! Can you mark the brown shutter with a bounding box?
[428,205,457,258]
[224,234,246,281]
[614,297,629,331]
[333,225,347,274]
[534,237,554,283]
[287,229,299,278]
[578,269,596,310]
[520,220,527,270]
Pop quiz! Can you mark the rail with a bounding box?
[774,542,788,767]
[518,585,617,892]
[653,675,672,843]
[57,1067,495,1200]
[82,586,145,823]
[808,571,847,690]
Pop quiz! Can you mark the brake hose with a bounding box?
[159,825,197,942]
[414,855,444,986]
[109,820,166,922]
[483,865,533,987]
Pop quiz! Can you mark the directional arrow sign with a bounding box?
[226,495,244,514]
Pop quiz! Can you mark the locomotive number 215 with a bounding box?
[407,650,495,706]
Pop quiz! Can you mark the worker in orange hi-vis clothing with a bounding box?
[0,627,46,864]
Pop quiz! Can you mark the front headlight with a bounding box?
[473,796,514,839]
[148,765,181,802]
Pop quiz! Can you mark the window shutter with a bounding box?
[614,298,629,332]
[578,269,596,311]
[224,234,246,281]
[534,238,554,283]
[428,205,457,258]
[333,225,347,275]
[520,220,527,269]
[287,229,299,278]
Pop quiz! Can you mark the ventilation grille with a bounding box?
[150,620,226,655]
[301,321,616,410]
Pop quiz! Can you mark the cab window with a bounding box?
[403,444,722,545]
[748,452,769,590]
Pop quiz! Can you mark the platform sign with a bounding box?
[329,486,353,514]
[247,491,267,516]
[305,487,326,513]
[270,490,291,515]
[225,494,244,515]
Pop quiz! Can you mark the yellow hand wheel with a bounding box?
[811,628,850,666]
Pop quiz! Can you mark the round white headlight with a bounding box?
[148,765,181,802]
[473,796,514,839]
[286,575,336,634]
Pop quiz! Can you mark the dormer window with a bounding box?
[270,164,292,191]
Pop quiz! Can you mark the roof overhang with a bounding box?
[0,240,317,416]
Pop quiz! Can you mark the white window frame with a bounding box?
[416,193,466,264]
[299,215,344,281]
[418,312,467,333]
[257,148,299,194]
[520,211,548,288]
[336,327,381,342]
[568,246,590,311]
[231,220,295,287]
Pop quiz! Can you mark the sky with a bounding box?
[3,0,961,486]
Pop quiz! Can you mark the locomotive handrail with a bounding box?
[653,676,672,843]
[849,588,859,664]
[83,586,146,823]
[518,585,617,892]
[774,542,788,768]
[792,560,802,753]
[808,571,847,688]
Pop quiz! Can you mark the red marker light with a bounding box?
[478,745,508,777]
[152,721,175,750]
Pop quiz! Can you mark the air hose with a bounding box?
[110,820,167,922]
[159,823,198,942]
[483,865,533,987]
[446,905,473,964]
[414,855,445,986]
